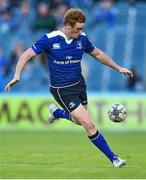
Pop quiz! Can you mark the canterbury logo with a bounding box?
[53,43,60,49]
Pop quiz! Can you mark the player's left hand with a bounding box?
[118,67,134,78]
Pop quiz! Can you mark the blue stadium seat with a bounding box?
[2,1,146,92]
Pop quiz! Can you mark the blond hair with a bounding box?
[64,8,86,27]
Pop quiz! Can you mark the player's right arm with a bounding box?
[5,48,36,91]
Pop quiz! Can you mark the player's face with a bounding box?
[69,22,84,39]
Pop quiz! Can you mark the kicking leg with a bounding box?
[70,104,126,167]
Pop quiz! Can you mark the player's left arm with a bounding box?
[90,47,133,78]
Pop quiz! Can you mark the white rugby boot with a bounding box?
[112,156,126,168]
[48,104,59,123]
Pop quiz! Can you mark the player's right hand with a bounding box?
[4,78,20,92]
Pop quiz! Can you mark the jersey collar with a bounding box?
[58,30,74,44]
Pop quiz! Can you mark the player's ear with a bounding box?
[65,23,74,29]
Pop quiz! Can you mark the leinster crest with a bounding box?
[76,41,82,49]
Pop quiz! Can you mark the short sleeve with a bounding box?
[31,34,50,55]
[84,36,95,54]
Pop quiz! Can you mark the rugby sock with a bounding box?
[53,109,72,121]
[88,131,115,162]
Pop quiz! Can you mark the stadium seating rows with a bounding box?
[1,1,146,92]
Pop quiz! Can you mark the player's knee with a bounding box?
[84,120,96,133]
[71,116,82,125]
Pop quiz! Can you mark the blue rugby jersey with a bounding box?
[31,30,95,87]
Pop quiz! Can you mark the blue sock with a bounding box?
[88,131,116,162]
[53,109,72,121]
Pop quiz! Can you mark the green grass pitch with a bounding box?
[0,130,146,179]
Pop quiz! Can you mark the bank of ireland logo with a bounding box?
[66,56,73,60]
[76,41,82,49]
[69,101,76,109]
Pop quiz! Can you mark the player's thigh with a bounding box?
[50,87,80,113]
[83,104,87,109]
[70,104,95,129]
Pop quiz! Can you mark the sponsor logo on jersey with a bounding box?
[53,43,60,49]
[66,56,73,60]
[54,59,81,64]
